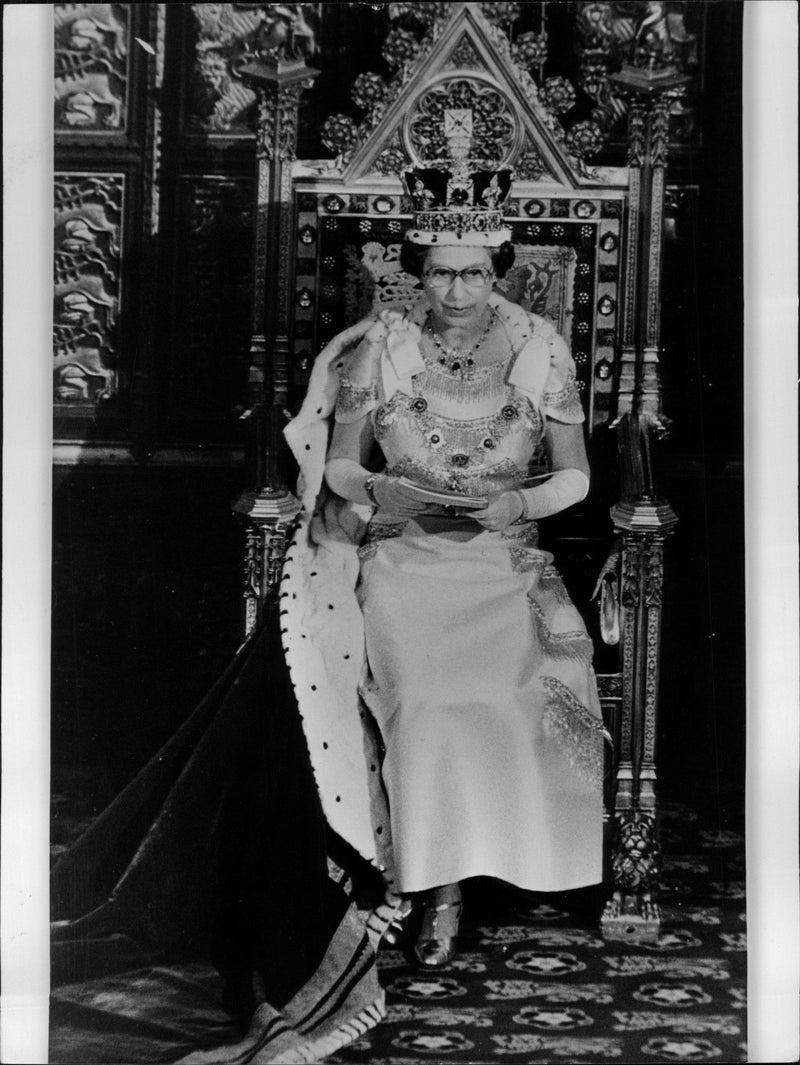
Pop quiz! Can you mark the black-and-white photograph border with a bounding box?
[1,4,797,1064]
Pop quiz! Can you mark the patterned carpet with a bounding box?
[330,798,747,1065]
[50,777,745,1064]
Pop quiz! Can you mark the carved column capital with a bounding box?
[233,488,302,637]
[626,101,647,169]
[253,77,315,163]
[611,500,678,536]
[649,93,675,169]
[644,535,665,607]
[620,535,643,609]
[610,65,691,164]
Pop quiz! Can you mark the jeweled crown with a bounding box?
[403,108,513,247]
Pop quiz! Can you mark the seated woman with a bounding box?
[283,165,606,972]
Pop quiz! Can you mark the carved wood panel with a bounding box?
[53,4,159,438]
[54,3,131,135]
[53,173,124,404]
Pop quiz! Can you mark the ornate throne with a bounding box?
[234,1,689,944]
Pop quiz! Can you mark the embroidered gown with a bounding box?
[331,306,605,895]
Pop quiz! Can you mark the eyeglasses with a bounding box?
[423,266,495,289]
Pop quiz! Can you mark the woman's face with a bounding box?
[422,245,494,331]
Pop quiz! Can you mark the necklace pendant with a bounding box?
[426,306,496,376]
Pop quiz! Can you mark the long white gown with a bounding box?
[333,304,606,894]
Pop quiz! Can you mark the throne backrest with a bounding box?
[287,4,631,434]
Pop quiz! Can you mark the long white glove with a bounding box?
[473,468,590,532]
[519,468,590,518]
[325,457,428,518]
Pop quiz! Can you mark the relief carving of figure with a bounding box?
[56,281,117,330]
[55,3,128,129]
[55,215,118,322]
[480,174,503,209]
[612,1,696,68]
[196,45,233,102]
[256,3,317,63]
[60,81,122,128]
[60,216,117,258]
[59,4,128,58]
[54,340,115,402]
[577,2,696,70]
[56,202,120,256]
[189,5,273,132]
[576,1,616,48]
[192,43,258,131]
[410,179,436,209]
[193,3,237,45]
[634,1,673,66]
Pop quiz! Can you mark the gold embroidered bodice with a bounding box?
[332,302,584,499]
[373,349,545,497]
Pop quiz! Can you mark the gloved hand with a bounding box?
[370,474,430,518]
[325,458,429,517]
[472,491,525,532]
[472,468,590,532]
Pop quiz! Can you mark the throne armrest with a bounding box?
[232,488,302,638]
[592,537,622,646]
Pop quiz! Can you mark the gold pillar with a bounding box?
[602,488,677,943]
[233,10,319,637]
[612,64,690,432]
[602,61,687,942]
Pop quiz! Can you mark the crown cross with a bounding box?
[444,108,473,159]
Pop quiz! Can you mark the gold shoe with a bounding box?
[413,899,462,969]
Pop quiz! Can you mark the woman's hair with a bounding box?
[399,240,516,280]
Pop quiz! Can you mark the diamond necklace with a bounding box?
[426,307,497,375]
